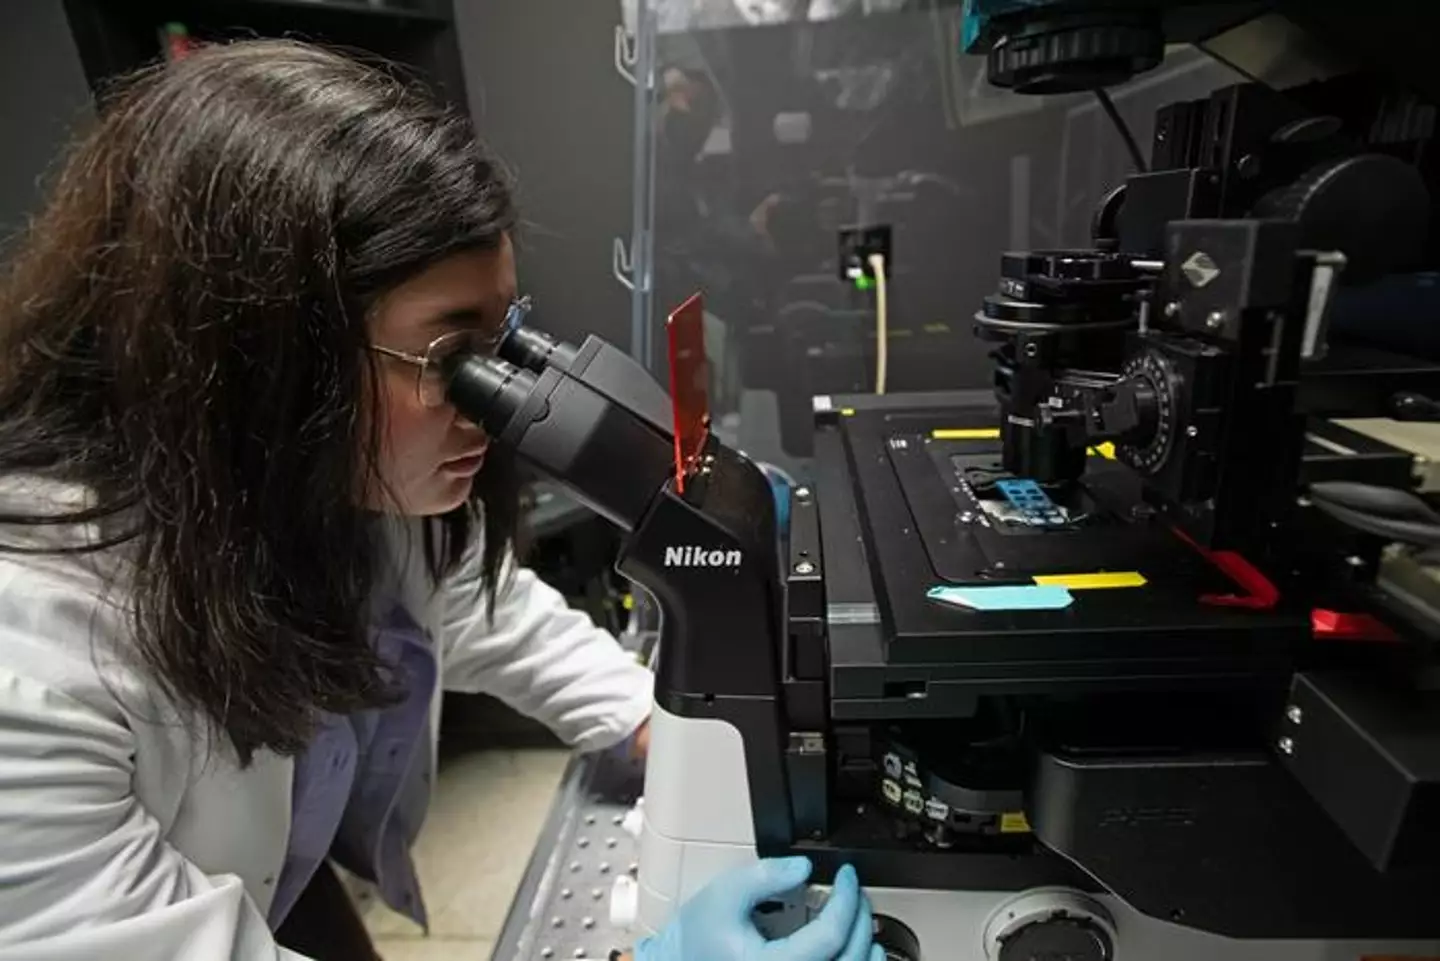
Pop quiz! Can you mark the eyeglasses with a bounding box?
[370,296,532,408]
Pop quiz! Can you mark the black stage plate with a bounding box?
[832,402,1311,675]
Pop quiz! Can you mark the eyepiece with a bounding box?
[500,325,579,374]
[444,353,539,436]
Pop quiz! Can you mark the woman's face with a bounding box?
[364,237,517,516]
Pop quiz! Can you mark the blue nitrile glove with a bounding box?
[634,858,882,961]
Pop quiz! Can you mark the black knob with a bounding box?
[1101,377,1159,448]
[1252,153,1430,286]
[872,915,922,961]
[1392,392,1440,422]
[1091,184,1127,251]
[987,16,1162,95]
[998,915,1114,961]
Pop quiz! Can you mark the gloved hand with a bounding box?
[634,857,882,961]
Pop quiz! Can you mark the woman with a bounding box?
[0,40,877,961]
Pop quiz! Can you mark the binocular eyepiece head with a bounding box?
[499,324,578,375]
[441,318,577,435]
[442,352,537,438]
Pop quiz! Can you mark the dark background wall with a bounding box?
[454,0,637,351]
[0,1,639,351]
[0,1,95,251]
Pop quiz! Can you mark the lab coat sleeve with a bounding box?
[0,666,304,961]
[436,549,653,753]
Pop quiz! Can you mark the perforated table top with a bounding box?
[491,747,644,961]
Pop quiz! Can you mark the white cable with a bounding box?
[868,252,888,395]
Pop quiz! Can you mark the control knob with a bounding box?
[984,890,1117,961]
[1116,349,1179,475]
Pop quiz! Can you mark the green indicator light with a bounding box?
[854,275,875,291]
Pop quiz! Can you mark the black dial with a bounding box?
[1252,153,1429,286]
[873,915,921,961]
[1117,349,1180,474]
[998,915,1114,961]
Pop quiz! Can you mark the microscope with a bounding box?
[454,5,1440,959]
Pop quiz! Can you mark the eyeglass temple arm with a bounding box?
[370,344,426,365]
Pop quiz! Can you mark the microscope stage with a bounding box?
[813,397,1311,700]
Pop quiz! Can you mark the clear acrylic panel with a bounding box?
[625,0,1245,480]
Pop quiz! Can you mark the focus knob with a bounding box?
[984,890,1117,961]
[873,915,922,961]
[1252,153,1429,286]
[987,16,1162,95]
[998,915,1113,961]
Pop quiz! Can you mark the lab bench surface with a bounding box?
[490,746,645,961]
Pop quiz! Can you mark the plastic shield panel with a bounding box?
[666,292,711,491]
[625,0,1245,481]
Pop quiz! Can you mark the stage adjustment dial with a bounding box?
[1117,349,1179,474]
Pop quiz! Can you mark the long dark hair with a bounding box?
[0,40,521,764]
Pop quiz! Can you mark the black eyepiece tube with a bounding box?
[442,346,674,532]
[500,325,580,374]
[444,353,538,436]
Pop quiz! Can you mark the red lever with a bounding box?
[1311,609,1399,642]
[1170,527,1280,610]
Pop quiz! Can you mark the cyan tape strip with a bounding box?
[927,584,1074,611]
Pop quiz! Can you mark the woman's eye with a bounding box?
[429,334,473,362]
[431,343,464,363]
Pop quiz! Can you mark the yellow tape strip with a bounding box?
[931,428,1001,440]
[1088,442,1117,459]
[1033,572,1148,590]
[1000,812,1031,834]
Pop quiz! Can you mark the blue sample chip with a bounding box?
[994,479,1067,527]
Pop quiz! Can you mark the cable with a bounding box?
[1093,87,1148,174]
[1310,481,1440,525]
[1312,498,1440,546]
[869,252,888,395]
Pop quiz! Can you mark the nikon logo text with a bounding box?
[664,546,743,568]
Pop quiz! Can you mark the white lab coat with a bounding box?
[0,476,654,960]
